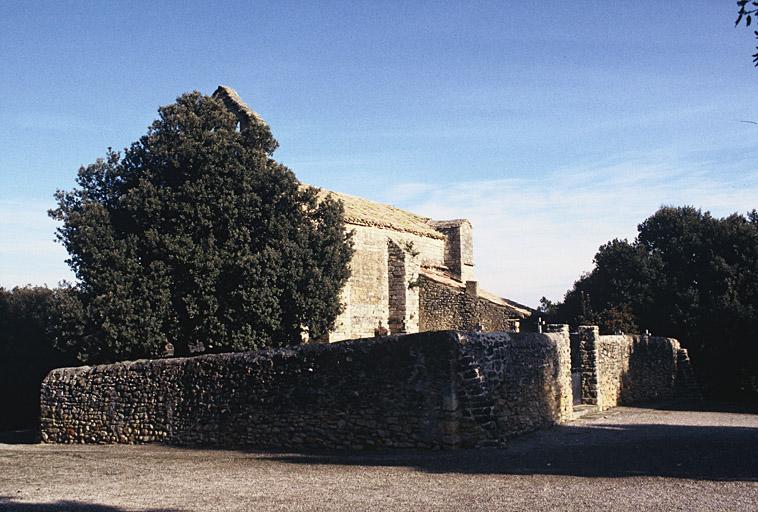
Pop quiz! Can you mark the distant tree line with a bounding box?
[539,206,758,400]
[0,287,75,431]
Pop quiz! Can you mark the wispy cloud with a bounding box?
[382,158,758,305]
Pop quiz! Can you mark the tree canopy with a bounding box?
[546,206,758,399]
[50,91,353,364]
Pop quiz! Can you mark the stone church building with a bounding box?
[214,86,532,342]
[315,188,531,341]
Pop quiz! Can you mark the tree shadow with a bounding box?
[261,422,758,481]
[0,497,180,511]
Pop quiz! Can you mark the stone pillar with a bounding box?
[545,324,573,422]
[578,325,600,406]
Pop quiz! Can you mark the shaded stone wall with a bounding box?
[329,225,444,341]
[42,333,460,448]
[418,276,466,331]
[578,326,600,406]
[455,329,572,446]
[418,276,520,332]
[577,326,694,410]
[476,295,522,332]
[41,330,573,449]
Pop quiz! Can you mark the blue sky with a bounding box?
[1,1,757,304]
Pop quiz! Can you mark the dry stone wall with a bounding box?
[42,333,460,449]
[418,276,520,332]
[577,326,696,410]
[40,326,696,449]
[41,330,572,449]
[596,334,678,409]
[476,296,522,332]
[454,329,572,446]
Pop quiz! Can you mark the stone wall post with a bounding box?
[545,324,573,422]
[578,325,600,405]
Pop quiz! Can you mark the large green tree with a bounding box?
[50,91,353,364]
[550,206,758,399]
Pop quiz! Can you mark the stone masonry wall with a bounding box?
[454,328,572,446]
[476,296,521,332]
[387,240,420,334]
[387,240,408,334]
[418,276,520,332]
[41,327,694,449]
[577,326,693,410]
[418,276,466,331]
[41,330,572,449]
[42,333,460,449]
[329,225,444,341]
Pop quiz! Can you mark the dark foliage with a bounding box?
[0,287,75,430]
[49,92,353,364]
[552,206,758,400]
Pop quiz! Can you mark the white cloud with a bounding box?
[383,159,758,306]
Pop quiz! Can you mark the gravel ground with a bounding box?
[1,402,756,511]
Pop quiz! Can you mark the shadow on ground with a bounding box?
[263,421,758,481]
[0,497,180,512]
[0,430,39,445]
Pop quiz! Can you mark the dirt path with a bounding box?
[1,403,756,511]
